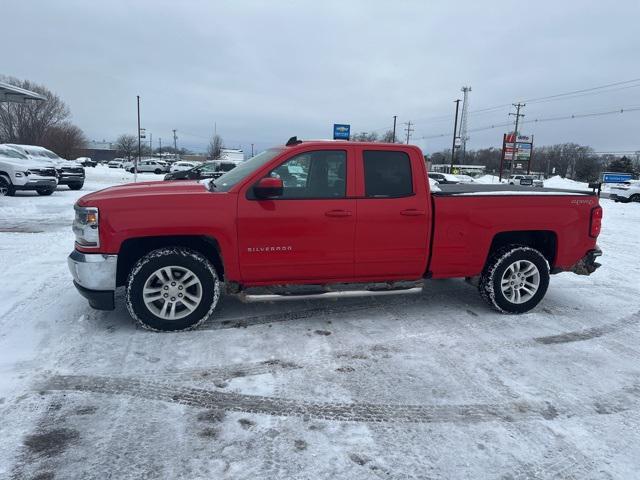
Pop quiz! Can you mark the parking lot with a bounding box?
[1,167,639,479]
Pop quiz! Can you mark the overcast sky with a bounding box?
[3,0,640,154]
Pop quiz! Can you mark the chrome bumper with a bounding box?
[67,250,118,291]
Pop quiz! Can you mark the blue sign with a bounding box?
[333,124,350,140]
[602,172,633,183]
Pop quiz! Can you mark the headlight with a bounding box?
[73,205,100,247]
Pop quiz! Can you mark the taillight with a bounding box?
[590,206,602,238]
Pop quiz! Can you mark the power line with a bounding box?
[413,105,640,140]
[409,77,640,127]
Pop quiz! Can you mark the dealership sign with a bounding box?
[499,132,534,180]
[602,172,633,183]
[333,124,351,140]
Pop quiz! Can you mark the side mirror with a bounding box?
[254,177,283,199]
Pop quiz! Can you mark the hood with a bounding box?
[0,157,57,170]
[77,180,211,205]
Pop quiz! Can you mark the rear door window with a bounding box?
[363,150,413,198]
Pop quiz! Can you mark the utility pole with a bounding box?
[172,129,178,160]
[158,138,162,158]
[392,115,397,143]
[251,143,254,157]
[136,95,141,183]
[459,86,472,162]
[450,99,461,172]
[508,103,525,176]
[403,121,414,144]
[149,132,152,154]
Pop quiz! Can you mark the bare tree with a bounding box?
[115,134,138,160]
[42,122,87,159]
[351,131,379,142]
[207,134,223,159]
[0,76,70,144]
[380,130,397,143]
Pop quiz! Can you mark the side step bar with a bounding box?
[236,281,424,303]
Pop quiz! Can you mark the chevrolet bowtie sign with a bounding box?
[333,124,350,140]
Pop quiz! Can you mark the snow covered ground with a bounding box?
[1,166,640,479]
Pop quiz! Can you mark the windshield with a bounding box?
[215,148,283,191]
[0,147,29,160]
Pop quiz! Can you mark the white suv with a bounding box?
[0,145,58,196]
[508,174,544,187]
[4,144,85,190]
[610,180,640,203]
[125,159,169,174]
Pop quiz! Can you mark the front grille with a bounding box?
[30,168,57,177]
[61,167,84,174]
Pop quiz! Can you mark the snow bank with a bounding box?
[543,175,589,191]
[475,175,504,184]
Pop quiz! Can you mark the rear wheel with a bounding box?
[36,187,55,196]
[154,168,162,174]
[129,168,136,173]
[0,175,15,196]
[126,247,220,331]
[479,245,550,314]
[68,182,84,190]
[630,194,640,203]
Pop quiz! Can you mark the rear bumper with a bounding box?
[569,246,602,275]
[68,250,117,310]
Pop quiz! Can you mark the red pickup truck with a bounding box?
[68,138,602,331]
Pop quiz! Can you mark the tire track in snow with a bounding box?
[43,374,640,425]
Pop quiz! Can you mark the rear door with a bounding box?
[354,148,430,279]
[237,147,356,282]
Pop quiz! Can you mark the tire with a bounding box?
[479,245,550,314]
[68,182,84,191]
[0,175,15,196]
[154,169,162,174]
[129,168,136,173]
[630,194,640,203]
[126,247,220,331]
[36,188,55,196]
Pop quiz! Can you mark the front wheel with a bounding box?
[630,194,640,203]
[68,182,84,190]
[154,168,162,174]
[479,246,550,314]
[126,247,220,331]
[36,187,55,196]
[0,176,15,196]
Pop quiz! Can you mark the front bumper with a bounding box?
[68,250,117,310]
[570,246,603,275]
[14,178,58,191]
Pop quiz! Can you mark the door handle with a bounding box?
[325,209,352,217]
[400,209,426,216]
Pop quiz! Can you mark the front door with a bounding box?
[237,148,356,283]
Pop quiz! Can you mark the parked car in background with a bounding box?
[428,172,460,184]
[0,145,58,196]
[170,161,198,173]
[127,159,170,174]
[76,157,97,167]
[4,143,85,190]
[610,180,640,203]
[454,174,475,183]
[508,174,544,187]
[164,160,237,181]
[108,159,124,168]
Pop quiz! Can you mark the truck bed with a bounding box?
[434,184,595,196]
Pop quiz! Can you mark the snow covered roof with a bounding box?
[0,81,46,103]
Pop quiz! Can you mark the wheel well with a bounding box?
[488,230,557,267]
[0,171,11,180]
[116,235,224,286]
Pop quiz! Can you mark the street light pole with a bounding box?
[136,95,141,183]
[450,99,461,173]
[392,115,397,143]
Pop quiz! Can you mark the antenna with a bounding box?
[459,86,472,161]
